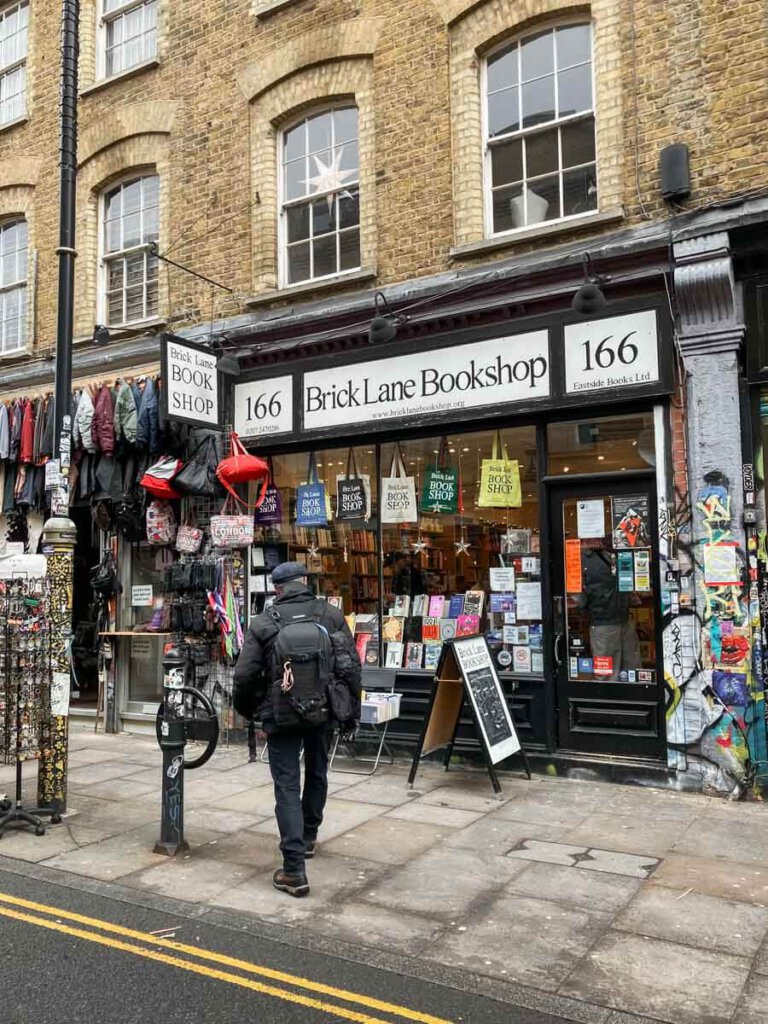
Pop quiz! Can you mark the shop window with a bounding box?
[125,541,165,704]
[0,217,27,353]
[279,106,361,286]
[100,0,157,79]
[100,174,160,326]
[484,23,596,234]
[547,413,656,476]
[0,1,28,125]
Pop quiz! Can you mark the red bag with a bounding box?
[215,433,269,507]
[140,456,182,500]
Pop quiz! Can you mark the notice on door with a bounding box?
[565,538,583,593]
[577,499,605,539]
[633,550,651,592]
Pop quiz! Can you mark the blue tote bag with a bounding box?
[295,452,328,527]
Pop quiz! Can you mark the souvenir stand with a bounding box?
[0,576,54,836]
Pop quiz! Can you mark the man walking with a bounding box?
[233,562,361,897]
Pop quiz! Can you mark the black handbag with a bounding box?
[327,680,355,724]
[173,429,226,497]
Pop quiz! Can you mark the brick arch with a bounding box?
[79,101,177,167]
[0,159,41,190]
[237,18,383,101]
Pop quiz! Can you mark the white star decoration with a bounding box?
[430,503,447,514]
[454,537,472,556]
[412,537,429,555]
[307,544,320,559]
[304,149,356,212]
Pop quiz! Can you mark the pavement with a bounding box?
[1,725,768,1024]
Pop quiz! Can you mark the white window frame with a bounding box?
[0,217,27,355]
[98,0,157,81]
[277,103,361,290]
[98,174,160,328]
[482,20,597,239]
[0,1,28,127]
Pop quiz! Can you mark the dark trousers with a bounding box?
[266,725,332,873]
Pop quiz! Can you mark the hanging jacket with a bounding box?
[41,397,54,460]
[32,397,45,463]
[3,463,16,512]
[73,388,96,454]
[19,398,35,464]
[0,403,9,459]
[113,380,138,446]
[136,377,161,454]
[93,385,116,456]
[9,399,22,462]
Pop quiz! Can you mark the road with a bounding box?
[0,860,579,1024]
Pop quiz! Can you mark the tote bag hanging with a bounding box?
[381,443,418,524]
[478,431,522,508]
[296,452,328,527]
[254,457,283,525]
[420,437,459,514]
[210,495,254,548]
[336,449,368,522]
[216,432,269,508]
[173,429,226,498]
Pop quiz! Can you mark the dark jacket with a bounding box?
[137,378,161,454]
[93,385,116,456]
[233,581,361,726]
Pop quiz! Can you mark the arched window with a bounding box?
[484,23,596,234]
[0,217,27,353]
[100,0,157,79]
[100,174,159,325]
[279,106,360,286]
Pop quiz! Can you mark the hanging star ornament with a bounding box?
[412,536,429,555]
[304,148,356,212]
[454,536,472,557]
[306,543,320,559]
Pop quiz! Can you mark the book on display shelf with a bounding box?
[385,642,404,668]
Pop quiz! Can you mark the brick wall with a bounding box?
[1,0,766,358]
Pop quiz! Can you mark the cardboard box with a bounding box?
[360,693,401,725]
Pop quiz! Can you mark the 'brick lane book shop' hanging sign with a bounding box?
[162,335,219,427]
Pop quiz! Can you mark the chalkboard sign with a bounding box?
[408,635,528,794]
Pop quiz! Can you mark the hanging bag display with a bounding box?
[254,457,283,525]
[210,495,254,548]
[176,513,204,554]
[381,443,418,524]
[146,499,177,545]
[420,437,459,514]
[336,448,368,522]
[173,429,226,498]
[295,452,328,527]
[215,432,269,508]
[477,430,522,508]
[139,456,183,500]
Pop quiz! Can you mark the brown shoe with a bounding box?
[272,869,309,898]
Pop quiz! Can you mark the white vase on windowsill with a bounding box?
[510,189,550,229]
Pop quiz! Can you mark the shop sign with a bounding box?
[563,310,659,395]
[234,375,293,440]
[163,336,219,426]
[131,585,154,607]
[302,331,550,431]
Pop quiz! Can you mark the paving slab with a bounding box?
[417,782,516,813]
[63,794,160,834]
[493,793,595,829]
[68,747,135,766]
[330,776,422,807]
[383,800,485,829]
[193,829,281,869]
[649,852,768,905]
[362,845,527,918]
[182,777,257,808]
[0,824,84,863]
[506,861,642,913]
[733,975,768,1024]
[673,815,768,865]
[429,893,611,989]
[182,807,266,835]
[564,811,688,858]
[506,839,589,866]
[560,930,752,1024]
[250,797,387,842]
[41,824,170,881]
[311,901,446,954]
[323,817,447,864]
[443,813,568,856]
[576,849,659,880]
[124,855,255,903]
[613,884,768,956]
[73,777,159,802]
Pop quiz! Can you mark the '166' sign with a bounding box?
[563,310,659,396]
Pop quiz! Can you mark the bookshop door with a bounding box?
[549,479,666,760]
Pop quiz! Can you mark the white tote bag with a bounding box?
[381,443,418,524]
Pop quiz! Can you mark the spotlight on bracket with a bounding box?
[92,324,110,346]
[571,253,607,316]
[212,337,241,377]
[369,291,406,345]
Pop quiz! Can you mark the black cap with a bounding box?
[272,561,309,585]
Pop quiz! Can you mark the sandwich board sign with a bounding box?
[408,634,529,794]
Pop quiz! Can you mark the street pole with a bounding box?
[38,0,80,814]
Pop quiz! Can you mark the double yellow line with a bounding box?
[0,891,452,1024]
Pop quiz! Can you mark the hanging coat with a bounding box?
[3,463,16,513]
[136,378,161,454]
[40,397,54,460]
[0,403,9,459]
[73,388,96,454]
[92,385,116,456]
[113,380,138,446]
[19,398,35,464]
[9,399,22,462]
[32,397,45,463]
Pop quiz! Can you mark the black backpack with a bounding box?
[90,551,122,598]
[269,600,334,728]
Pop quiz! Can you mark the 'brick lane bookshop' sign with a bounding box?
[564,309,659,396]
[302,331,551,431]
[164,337,219,425]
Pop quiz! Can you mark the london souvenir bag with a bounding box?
[210,495,254,548]
[381,443,418,524]
[296,452,328,527]
[419,437,459,514]
[254,457,283,525]
[478,431,522,508]
[336,448,368,522]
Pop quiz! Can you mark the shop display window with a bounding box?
[125,541,166,703]
[547,413,656,475]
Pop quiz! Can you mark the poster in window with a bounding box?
[611,494,650,549]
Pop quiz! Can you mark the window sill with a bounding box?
[245,267,377,308]
[449,208,625,259]
[80,58,161,98]
[0,114,28,136]
[0,347,30,362]
[252,0,298,18]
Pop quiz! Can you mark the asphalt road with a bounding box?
[0,860,581,1024]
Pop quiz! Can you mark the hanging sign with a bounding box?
[162,335,219,426]
[303,331,550,431]
[564,309,660,395]
[234,376,293,440]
